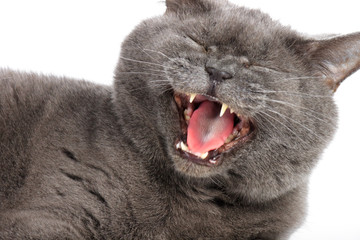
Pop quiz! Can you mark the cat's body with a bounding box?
[0,70,304,240]
[1,0,359,239]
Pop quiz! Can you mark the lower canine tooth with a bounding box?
[200,152,208,159]
[180,142,189,151]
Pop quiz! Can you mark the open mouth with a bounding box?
[174,92,256,167]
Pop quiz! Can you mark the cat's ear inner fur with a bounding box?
[301,32,360,92]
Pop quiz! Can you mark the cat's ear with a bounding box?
[299,32,360,92]
[165,0,213,15]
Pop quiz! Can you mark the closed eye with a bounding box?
[183,34,209,53]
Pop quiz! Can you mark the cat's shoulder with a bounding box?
[0,68,113,138]
[0,68,111,113]
[1,68,109,100]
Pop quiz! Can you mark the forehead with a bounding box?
[168,13,291,64]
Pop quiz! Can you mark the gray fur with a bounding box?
[1,0,359,239]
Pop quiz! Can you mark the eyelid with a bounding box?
[186,35,202,44]
[183,35,209,53]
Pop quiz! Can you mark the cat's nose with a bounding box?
[205,67,233,83]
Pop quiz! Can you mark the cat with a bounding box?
[1,0,359,239]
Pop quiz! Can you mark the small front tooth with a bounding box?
[200,152,208,159]
[176,142,181,149]
[230,109,234,114]
[184,108,192,121]
[220,103,228,117]
[209,159,217,164]
[189,93,196,103]
[180,141,189,152]
[225,134,234,144]
[184,109,190,121]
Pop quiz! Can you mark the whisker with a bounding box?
[127,40,163,64]
[119,56,175,69]
[248,89,335,125]
[264,108,326,142]
[269,75,323,81]
[117,71,166,76]
[118,68,168,74]
[256,96,336,127]
[143,48,176,62]
[148,80,170,83]
[249,89,331,98]
[264,76,324,84]
[127,39,175,63]
[254,111,279,131]
[257,97,334,122]
[160,87,176,95]
[282,76,323,81]
[127,83,172,93]
[257,111,310,146]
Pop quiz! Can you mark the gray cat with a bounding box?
[1,0,359,239]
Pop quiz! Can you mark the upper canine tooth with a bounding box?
[189,94,196,103]
[230,109,234,114]
[220,103,228,117]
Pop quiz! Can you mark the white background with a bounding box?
[0,0,359,239]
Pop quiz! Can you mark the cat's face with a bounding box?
[114,0,360,201]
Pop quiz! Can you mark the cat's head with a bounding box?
[114,0,360,202]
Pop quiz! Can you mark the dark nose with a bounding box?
[205,67,233,83]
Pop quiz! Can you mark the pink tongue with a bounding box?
[187,101,234,154]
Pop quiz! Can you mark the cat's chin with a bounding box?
[172,92,256,174]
